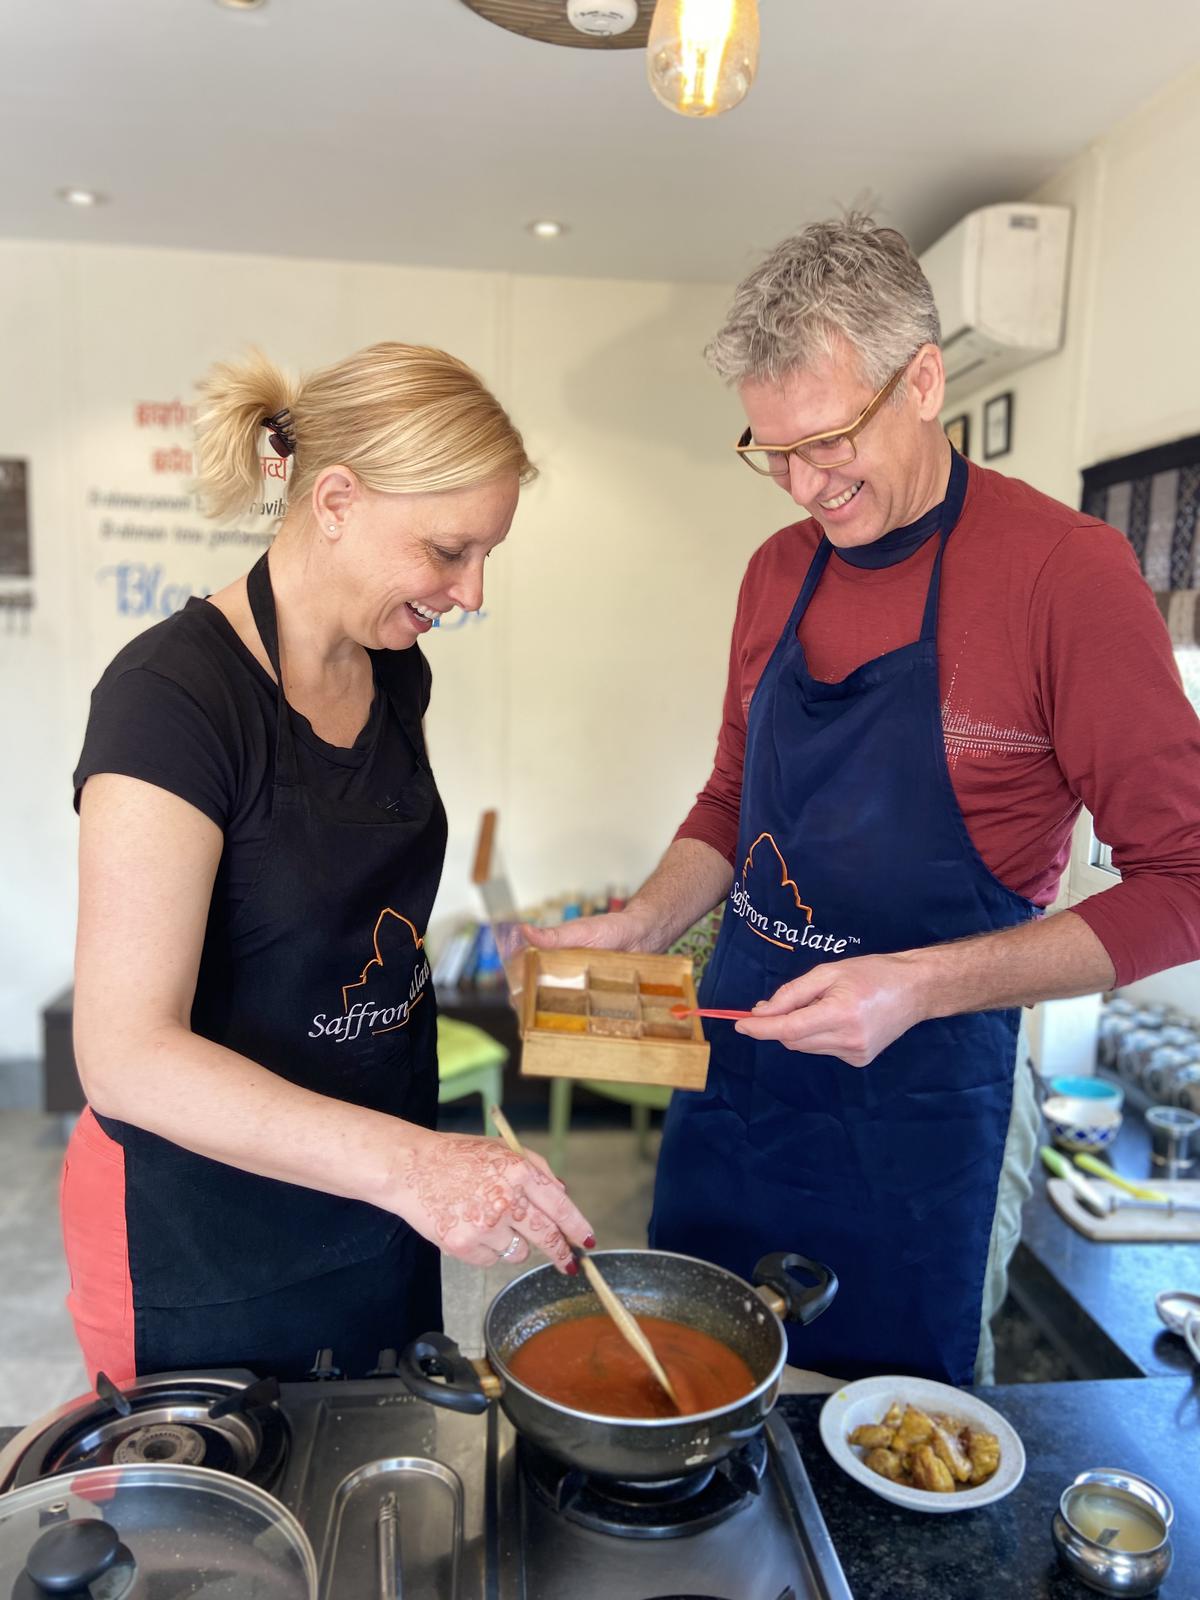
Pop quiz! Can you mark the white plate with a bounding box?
[818,1375,1026,1513]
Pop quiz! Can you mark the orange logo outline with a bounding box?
[341,909,428,1035]
[740,832,813,952]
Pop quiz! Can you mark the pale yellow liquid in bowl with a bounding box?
[1066,1488,1166,1553]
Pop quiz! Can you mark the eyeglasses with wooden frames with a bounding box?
[734,364,909,477]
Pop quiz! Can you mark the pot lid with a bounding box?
[0,1462,316,1599]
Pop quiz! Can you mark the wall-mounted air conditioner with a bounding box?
[919,203,1072,403]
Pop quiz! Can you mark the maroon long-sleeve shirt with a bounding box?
[676,460,1200,986]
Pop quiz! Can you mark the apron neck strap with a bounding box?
[247,551,283,678]
[917,448,968,643]
[247,551,299,783]
[788,537,834,632]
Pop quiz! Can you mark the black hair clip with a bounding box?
[263,407,297,458]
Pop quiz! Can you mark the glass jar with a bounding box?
[1143,1045,1200,1104]
[1172,1063,1200,1115]
[1115,1028,1167,1088]
[1096,1004,1142,1070]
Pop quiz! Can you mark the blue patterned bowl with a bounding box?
[1043,1095,1123,1154]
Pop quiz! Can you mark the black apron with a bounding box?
[97,553,448,1378]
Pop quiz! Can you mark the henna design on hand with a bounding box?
[403,1135,530,1246]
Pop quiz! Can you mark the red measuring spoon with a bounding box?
[669,1004,755,1021]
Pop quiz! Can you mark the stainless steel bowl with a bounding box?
[1051,1469,1173,1596]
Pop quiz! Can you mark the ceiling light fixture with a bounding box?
[214,0,269,10]
[458,1,649,51]
[57,187,106,207]
[458,2,760,118]
[567,0,639,34]
[646,0,760,117]
[527,220,568,238]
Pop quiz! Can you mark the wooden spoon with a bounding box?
[488,1104,682,1413]
[569,1248,683,1412]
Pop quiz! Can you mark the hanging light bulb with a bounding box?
[646,0,760,118]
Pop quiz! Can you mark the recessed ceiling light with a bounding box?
[57,188,106,207]
[527,220,568,239]
[215,0,268,10]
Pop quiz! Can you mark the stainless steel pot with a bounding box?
[398,1248,836,1480]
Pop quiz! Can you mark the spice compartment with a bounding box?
[519,948,709,1089]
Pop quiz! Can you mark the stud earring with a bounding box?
[327,523,337,533]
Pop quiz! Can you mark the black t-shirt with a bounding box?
[74,598,431,912]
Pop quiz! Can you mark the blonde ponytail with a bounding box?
[192,342,534,522]
[193,349,298,520]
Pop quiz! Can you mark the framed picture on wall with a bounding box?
[944,414,970,457]
[983,392,1014,460]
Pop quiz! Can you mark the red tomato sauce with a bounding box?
[507,1313,757,1418]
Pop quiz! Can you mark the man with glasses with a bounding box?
[529,213,1200,1385]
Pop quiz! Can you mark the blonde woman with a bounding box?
[65,344,592,1384]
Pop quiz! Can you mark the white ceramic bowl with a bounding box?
[818,1375,1026,1513]
[1042,1094,1123,1154]
[1045,1075,1124,1113]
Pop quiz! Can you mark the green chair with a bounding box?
[548,1078,672,1176]
[437,1016,508,1136]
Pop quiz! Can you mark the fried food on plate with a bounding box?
[931,1420,972,1483]
[848,1423,895,1449]
[890,1405,934,1454]
[848,1399,1001,1494]
[910,1443,956,1494]
[863,1446,907,1481]
[966,1426,1001,1485]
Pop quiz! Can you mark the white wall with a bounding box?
[943,63,1200,1019]
[1,246,80,1065]
[0,241,756,1059]
[6,61,1200,1062]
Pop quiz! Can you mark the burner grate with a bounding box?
[520,1433,768,1539]
[113,1422,206,1467]
[7,1376,288,1491]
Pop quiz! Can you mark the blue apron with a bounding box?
[650,460,1037,1385]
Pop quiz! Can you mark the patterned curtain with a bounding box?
[1081,433,1200,591]
[1081,435,1200,713]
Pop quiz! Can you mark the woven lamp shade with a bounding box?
[456,0,655,49]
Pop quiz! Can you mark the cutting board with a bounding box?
[1047,1178,1200,1241]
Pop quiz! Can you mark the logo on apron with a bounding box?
[309,908,432,1042]
[729,832,860,955]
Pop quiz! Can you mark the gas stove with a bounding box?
[0,1356,851,1599]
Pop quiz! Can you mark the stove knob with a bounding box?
[19,1519,130,1596]
[368,1348,399,1378]
[307,1348,342,1381]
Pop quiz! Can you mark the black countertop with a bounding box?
[6,1384,1197,1599]
[4,1105,1196,1594]
[1013,1109,1200,1380]
[783,1377,1200,1600]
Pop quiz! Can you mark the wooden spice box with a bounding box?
[517,947,710,1090]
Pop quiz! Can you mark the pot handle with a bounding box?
[396,1332,491,1415]
[753,1252,838,1326]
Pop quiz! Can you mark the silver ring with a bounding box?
[499,1234,522,1261]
